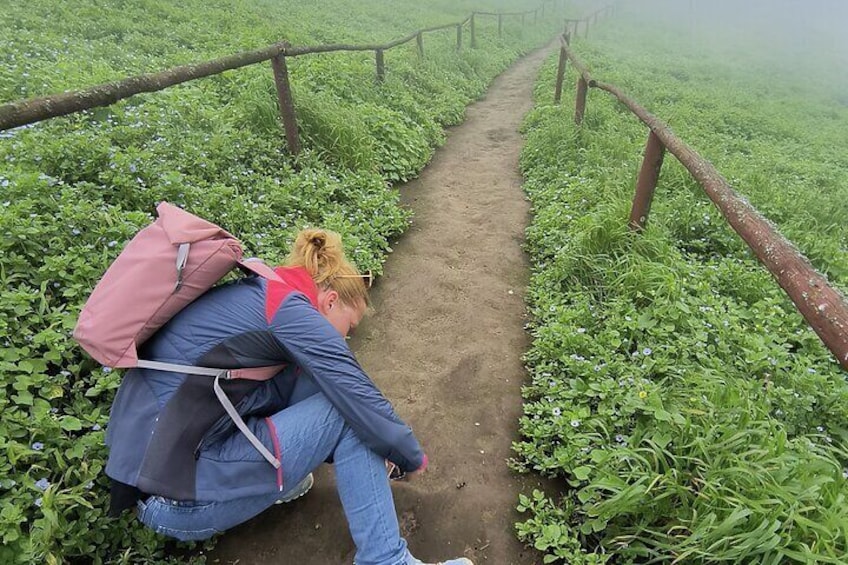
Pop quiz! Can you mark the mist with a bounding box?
[617,0,848,97]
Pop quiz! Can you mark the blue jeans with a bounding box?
[137,380,411,565]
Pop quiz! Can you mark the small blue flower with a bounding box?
[642,347,653,356]
[31,442,44,451]
[34,497,43,508]
[570,420,580,428]
[91,424,101,431]
[85,481,94,490]
[102,366,112,374]
[35,478,50,491]
[552,407,561,417]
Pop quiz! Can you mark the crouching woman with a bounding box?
[104,228,471,565]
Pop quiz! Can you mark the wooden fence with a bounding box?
[553,33,848,370]
[0,0,571,154]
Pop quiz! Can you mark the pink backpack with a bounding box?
[74,202,285,469]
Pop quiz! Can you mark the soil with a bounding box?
[206,41,554,565]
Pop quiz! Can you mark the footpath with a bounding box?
[208,42,554,565]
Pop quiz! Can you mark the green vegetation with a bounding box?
[514,2,848,563]
[0,0,559,562]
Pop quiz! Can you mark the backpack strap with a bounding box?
[135,359,285,469]
[237,258,283,282]
[137,359,222,376]
[213,373,280,469]
[135,360,285,381]
[174,243,191,292]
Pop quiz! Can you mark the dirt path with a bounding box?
[207,42,553,565]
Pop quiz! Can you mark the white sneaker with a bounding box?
[409,557,473,565]
[274,473,314,504]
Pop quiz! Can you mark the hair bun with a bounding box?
[310,233,326,250]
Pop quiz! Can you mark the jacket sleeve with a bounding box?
[269,293,425,472]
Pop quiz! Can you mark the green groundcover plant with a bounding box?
[0,0,560,562]
[514,2,848,563]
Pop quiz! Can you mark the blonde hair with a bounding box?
[286,228,370,308]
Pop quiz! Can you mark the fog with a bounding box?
[618,0,848,96]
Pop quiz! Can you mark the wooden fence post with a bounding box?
[456,24,462,50]
[471,13,477,48]
[270,53,300,155]
[554,44,567,104]
[584,19,590,39]
[416,32,424,58]
[498,14,503,37]
[629,131,666,230]
[375,49,385,82]
[574,77,588,125]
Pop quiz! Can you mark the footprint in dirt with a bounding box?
[485,127,511,144]
[399,509,419,537]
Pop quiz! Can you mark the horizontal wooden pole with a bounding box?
[0,42,286,131]
[475,10,538,16]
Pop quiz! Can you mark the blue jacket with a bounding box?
[105,266,424,502]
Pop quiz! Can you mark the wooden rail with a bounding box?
[0,1,561,152]
[0,42,287,133]
[555,39,848,370]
